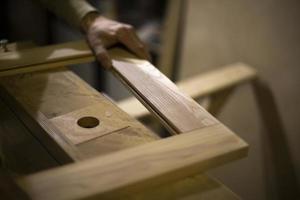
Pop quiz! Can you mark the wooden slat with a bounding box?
[0,41,247,199]
[18,123,247,200]
[0,41,92,71]
[117,63,257,118]
[110,49,218,133]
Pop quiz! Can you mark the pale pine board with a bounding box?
[110,49,218,133]
[117,63,257,118]
[18,124,248,200]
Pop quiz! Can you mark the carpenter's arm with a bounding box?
[36,0,150,68]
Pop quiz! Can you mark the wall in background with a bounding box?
[179,0,300,199]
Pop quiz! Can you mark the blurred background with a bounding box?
[1,0,300,199]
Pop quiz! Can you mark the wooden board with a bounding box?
[0,41,246,199]
[0,41,93,76]
[117,63,257,118]
[110,49,218,133]
[0,69,157,160]
[18,123,247,200]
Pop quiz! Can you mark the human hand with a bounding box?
[81,12,151,69]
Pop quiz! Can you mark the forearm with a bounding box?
[36,0,98,28]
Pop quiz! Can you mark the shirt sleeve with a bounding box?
[35,0,98,28]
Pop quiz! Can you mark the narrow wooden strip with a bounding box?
[0,41,92,70]
[110,49,218,133]
[18,124,248,200]
[117,63,257,118]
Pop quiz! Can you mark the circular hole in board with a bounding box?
[77,116,100,128]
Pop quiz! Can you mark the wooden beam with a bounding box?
[110,48,218,133]
[0,41,93,76]
[18,123,247,200]
[117,63,257,118]
[0,41,248,199]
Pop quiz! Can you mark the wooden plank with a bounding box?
[117,63,257,118]
[110,48,218,133]
[0,42,245,199]
[0,69,157,159]
[18,123,247,200]
[0,41,92,71]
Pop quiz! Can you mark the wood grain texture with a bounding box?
[18,124,248,200]
[110,49,218,133]
[0,68,157,159]
[0,41,246,199]
[0,41,92,72]
[117,63,257,118]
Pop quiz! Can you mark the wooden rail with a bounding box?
[0,40,248,199]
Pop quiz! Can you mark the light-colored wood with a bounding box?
[0,69,157,159]
[110,48,218,133]
[50,103,132,145]
[0,41,92,72]
[18,123,247,200]
[117,63,257,118]
[0,41,246,199]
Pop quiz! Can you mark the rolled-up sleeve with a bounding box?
[35,0,98,28]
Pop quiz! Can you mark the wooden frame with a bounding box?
[0,40,248,199]
[18,124,246,200]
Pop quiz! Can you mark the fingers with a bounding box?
[87,34,112,69]
[116,25,151,61]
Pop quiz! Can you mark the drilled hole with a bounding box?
[77,116,100,128]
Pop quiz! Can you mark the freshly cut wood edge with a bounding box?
[117,63,257,118]
[18,123,248,200]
